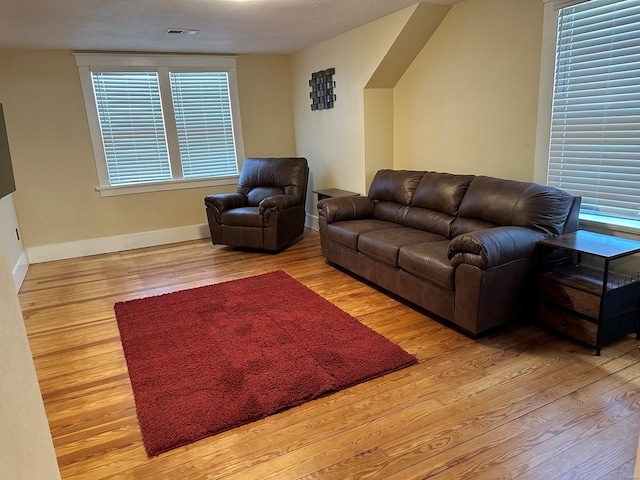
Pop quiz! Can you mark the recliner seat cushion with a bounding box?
[398,241,455,290]
[220,207,264,227]
[358,228,446,267]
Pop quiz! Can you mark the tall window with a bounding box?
[75,54,244,196]
[547,0,640,230]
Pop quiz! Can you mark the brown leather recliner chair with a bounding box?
[204,157,309,251]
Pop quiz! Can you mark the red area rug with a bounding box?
[114,270,416,456]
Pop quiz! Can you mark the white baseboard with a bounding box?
[12,250,29,291]
[305,214,319,231]
[26,217,319,266]
[27,224,211,264]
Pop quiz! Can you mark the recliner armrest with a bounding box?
[317,196,375,224]
[204,193,247,213]
[448,226,546,269]
[259,195,300,215]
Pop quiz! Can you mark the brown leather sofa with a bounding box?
[318,170,581,335]
[205,157,309,251]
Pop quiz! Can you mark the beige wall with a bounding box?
[291,5,416,213]
[394,0,544,181]
[364,88,394,188]
[0,50,296,249]
[0,229,60,478]
[236,55,295,158]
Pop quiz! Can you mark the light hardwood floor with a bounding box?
[19,229,640,479]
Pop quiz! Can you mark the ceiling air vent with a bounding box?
[165,28,200,35]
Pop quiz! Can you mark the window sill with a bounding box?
[579,214,640,240]
[96,176,240,197]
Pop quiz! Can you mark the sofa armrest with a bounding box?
[317,196,375,224]
[204,193,247,213]
[448,226,547,269]
[259,194,300,215]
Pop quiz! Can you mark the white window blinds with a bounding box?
[170,72,238,179]
[76,53,243,195]
[92,72,171,185]
[548,0,640,226]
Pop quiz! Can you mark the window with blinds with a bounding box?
[548,0,640,228]
[170,72,237,179]
[75,53,243,195]
[92,72,172,185]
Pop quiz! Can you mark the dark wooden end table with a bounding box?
[537,230,640,355]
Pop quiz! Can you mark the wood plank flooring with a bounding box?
[19,229,640,479]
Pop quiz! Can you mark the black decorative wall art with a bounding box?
[309,68,336,111]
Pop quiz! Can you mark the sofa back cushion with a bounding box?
[368,169,425,223]
[368,169,425,204]
[452,176,574,236]
[404,172,475,237]
[411,172,475,215]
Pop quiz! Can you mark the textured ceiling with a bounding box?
[0,0,462,55]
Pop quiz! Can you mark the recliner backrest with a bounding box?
[237,157,309,206]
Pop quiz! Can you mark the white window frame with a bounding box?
[534,0,640,235]
[74,53,245,197]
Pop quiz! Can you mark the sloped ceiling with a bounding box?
[366,2,452,88]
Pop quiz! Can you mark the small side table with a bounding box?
[313,188,360,201]
[537,230,640,355]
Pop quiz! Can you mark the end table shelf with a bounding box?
[537,230,640,355]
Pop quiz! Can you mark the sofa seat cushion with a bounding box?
[358,228,445,267]
[398,241,455,290]
[220,207,264,227]
[327,219,401,250]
